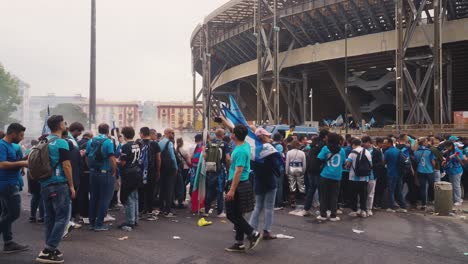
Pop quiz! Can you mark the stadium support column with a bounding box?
[89,0,96,129]
[434,0,442,124]
[256,0,263,125]
[302,72,308,124]
[202,24,211,131]
[395,0,404,128]
[192,65,196,129]
[273,0,280,125]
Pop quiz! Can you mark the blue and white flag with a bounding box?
[334,115,344,126]
[223,96,277,162]
[41,106,51,135]
[323,119,331,126]
[370,117,376,127]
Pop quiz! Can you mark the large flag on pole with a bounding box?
[223,96,277,162]
[191,122,209,214]
[41,105,51,135]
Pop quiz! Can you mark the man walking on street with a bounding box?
[225,125,261,252]
[35,115,76,263]
[86,124,117,231]
[0,123,29,254]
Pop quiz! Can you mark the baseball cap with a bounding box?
[255,128,272,137]
[449,136,460,141]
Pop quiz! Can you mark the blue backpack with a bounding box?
[87,138,107,170]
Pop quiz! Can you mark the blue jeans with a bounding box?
[275,167,285,207]
[449,173,463,204]
[433,170,441,183]
[205,171,224,215]
[418,173,434,206]
[31,192,44,219]
[304,174,320,211]
[387,176,406,209]
[0,185,21,242]
[249,188,277,232]
[89,172,115,228]
[41,183,71,250]
[125,190,138,225]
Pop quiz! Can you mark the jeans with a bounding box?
[350,181,368,212]
[304,173,320,211]
[160,168,177,214]
[319,178,340,218]
[175,169,189,203]
[31,191,44,219]
[125,190,139,225]
[449,173,463,204]
[387,176,406,209]
[0,185,21,242]
[418,173,433,206]
[42,183,71,250]
[275,167,285,207]
[140,178,156,214]
[433,170,441,183]
[249,188,277,232]
[89,172,115,228]
[205,171,224,215]
[226,199,254,242]
[367,179,376,211]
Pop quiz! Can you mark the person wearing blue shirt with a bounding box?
[35,115,75,263]
[0,123,29,254]
[383,138,407,213]
[224,125,260,253]
[444,141,467,206]
[413,138,436,209]
[86,123,117,231]
[316,133,346,222]
[158,128,178,217]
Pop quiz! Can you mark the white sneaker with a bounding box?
[303,210,313,217]
[336,209,343,215]
[63,222,74,238]
[316,216,327,221]
[386,208,396,213]
[329,217,341,222]
[367,210,373,216]
[314,210,321,216]
[357,209,362,215]
[217,213,227,218]
[348,211,358,217]
[71,221,82,229]
[454,202,462,206]
[396,208,408,213]
[104,215,116,222]
[361,211,368,218]
[82,218,90,225]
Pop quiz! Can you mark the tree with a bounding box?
[0,64,22,128]
[41,103,88,128]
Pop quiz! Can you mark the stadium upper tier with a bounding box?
[191,0,468,89]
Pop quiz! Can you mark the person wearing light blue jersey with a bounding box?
[316,133,346,222]
[414,137,435,209]
[444,141,466,206]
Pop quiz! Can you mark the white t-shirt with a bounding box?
[347,146,372,182]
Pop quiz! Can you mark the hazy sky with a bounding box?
[0,0,228,102]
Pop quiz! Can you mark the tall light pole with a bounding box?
[309,89,313,122]
[89,0,96,129]
[344,23,349,133]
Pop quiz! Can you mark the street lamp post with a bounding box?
[309,89,313,122]
[89,0,96,129]
[344,23,349,133]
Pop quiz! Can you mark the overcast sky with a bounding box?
[0,0,228,102]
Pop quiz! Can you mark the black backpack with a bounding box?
[160,141,175,170]
[306,140,325,174]
[351,149,372,177]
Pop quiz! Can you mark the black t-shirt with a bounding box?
[140,139,161,175]
[120,141,141,169]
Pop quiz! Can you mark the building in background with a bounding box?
[92,100,142,129]
[157,102,202,130]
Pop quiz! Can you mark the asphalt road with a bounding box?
[2,195,468,264]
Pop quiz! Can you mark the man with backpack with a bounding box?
[383,137,407,213]
[303,129,328,216]
[78,132,92,224]
[86,123,117,231]
[0,123,29,254]
[158,128,178,218]
[346,138,372,218]
[32,115,75,263]
[362,136,383,216]
[203,128,231,217]
[396,134,417,207]
[138,127,161,221]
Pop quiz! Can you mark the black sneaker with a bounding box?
[248,231,262,250]
[3,241,28,254]
[36,248,64,263]
[224,243,246,252]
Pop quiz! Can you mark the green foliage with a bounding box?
[0,64,22,127]
[41,103,88,127]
